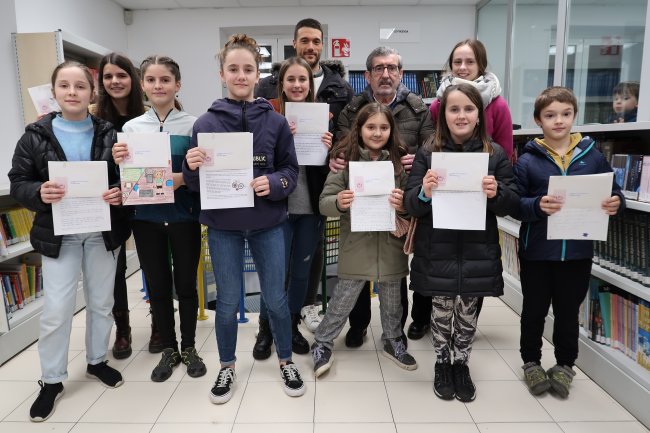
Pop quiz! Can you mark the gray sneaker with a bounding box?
[311,342,333,378]
[522,362,550,395]
[547,364,575,398]
[382,338,417,370]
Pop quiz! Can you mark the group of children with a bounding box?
[9,29,626,423]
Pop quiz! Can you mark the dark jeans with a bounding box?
[519,258,592,367]
[304,224,325,306]
[132,220,201,351]
[112,244,128,312]
[410,292,485,325]
[348,277,408,331]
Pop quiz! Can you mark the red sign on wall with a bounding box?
[331,38,350,58]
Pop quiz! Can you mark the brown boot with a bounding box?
[112,310,132,359]
[148,308,163,354]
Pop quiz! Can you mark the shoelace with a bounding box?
[526,367,546,383]
[392,340,407,358]
[216,368,234,388]
[183,349,202,364]
[312,345,326,362]
[304,307,321,322]
[282,364,301,382]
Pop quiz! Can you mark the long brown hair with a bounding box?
[331,103,407,173]
[96,53,145,124]
[446,39,488,78]
[140,55,183,111]
[276,57,315,115]
[424,83,492,154]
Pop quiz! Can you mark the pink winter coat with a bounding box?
[429,95,513,159]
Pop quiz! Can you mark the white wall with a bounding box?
[1,1,23,191]
[126,6,476,116]
[14,0,128,53]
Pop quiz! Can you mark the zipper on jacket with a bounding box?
[241,103,248,132]
[154,108,174,132]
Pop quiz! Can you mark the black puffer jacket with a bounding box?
[8,113,131,258]
[337,84,434,154]
[255,60,353,128]
[404,139,519,297]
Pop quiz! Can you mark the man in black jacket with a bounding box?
[254,18,353,127]
[332,46,434,348]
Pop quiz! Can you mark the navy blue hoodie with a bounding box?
[182,98,298,230]
[513,134,625,261]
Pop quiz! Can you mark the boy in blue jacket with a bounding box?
[513,87,624,398]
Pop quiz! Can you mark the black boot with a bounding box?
[112,310,132,359]
[291,314,310,355]
[253,318,273,360]
[148,308,163,354]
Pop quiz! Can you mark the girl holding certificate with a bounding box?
[312,102,418,377]
[253,57,333,360]
[513,87,623,398]
[9,61,130,422]
[182,34,304,403]
[112,56,204,383]
[92,52,152,360]
[404,83,519,402]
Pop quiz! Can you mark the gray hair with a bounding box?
[365,46,403,71]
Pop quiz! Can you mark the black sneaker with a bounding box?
[311,342,333,378]
[344,327,367,348]
[280,361,306,397]
[453,363,476,402]
[210,366,236,404]
[382,338,418,370]
[86,360,124,388]
[433,362,455,400]
[181,347,207,378]
[29,381,64,422]
[151,348,181,382]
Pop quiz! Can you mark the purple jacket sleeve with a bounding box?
[182,125,201,193]
[266,119,298,201]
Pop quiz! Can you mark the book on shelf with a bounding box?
[639,156,650,203]
[623,155,644,200]
[638,299,650,370]
[0,256,43,316]
[0,207,35,252]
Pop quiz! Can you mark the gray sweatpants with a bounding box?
[315,278,402,350]
[431,296,479,364]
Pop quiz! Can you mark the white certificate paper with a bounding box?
[28,83,60,115]
[430,152,488,230]
[285,102,329,166]
[349,161,395,232]
[547,172,613,241]
[198,132,254,209]
[117,132,174,205]
[48,161,111,236]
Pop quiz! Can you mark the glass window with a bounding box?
[566,0,646,125]
[509,0,560,128]
[477,0,508,91]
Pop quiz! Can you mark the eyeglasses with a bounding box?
[370,64,400,75]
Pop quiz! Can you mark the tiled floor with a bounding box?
[0,271,648,433]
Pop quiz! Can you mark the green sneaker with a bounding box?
[547,364,575,398]
[522,362,550,395]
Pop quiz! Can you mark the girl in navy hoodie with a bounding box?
[182,34,303,403]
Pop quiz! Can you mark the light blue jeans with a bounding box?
[39,232,119,383]
[208,224,292,365]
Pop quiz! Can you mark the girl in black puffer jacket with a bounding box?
[9,61,129,423]
[404,83,519,403]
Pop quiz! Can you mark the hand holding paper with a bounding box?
[349,161,396,232]
[40,180,66,204]
[186,147,207,171]
[337,190,355,210]
[285,102,330,166]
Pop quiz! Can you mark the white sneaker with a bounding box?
[301,305,323,333]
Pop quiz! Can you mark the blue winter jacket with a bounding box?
[182,98,298,230]
[512,135,625,261]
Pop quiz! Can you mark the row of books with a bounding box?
[593,209,650,287]
[610,154,650,202]
[499,230,520,280]
[580,278,650,371]
[1,254,43,321]
[0,208,35,255]
[346,71,439,98]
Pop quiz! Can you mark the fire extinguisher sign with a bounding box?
[331,38,350,58]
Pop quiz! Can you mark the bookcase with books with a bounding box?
[347,69,441,103]
[0,31,140,366]
[497,122,650,428]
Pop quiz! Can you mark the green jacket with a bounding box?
[319,148,409,281]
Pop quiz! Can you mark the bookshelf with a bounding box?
[497,209,650,428]
[347,69,441,99]
[1,31,140,366]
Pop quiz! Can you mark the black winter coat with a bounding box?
[404,139,519,297]
[8,113,131,258]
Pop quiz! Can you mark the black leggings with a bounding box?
[132,220,201,351]
[112,245,128,312]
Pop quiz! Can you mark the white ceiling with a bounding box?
[111,0,481,9]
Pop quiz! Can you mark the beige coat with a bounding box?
[319,148,409,282]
